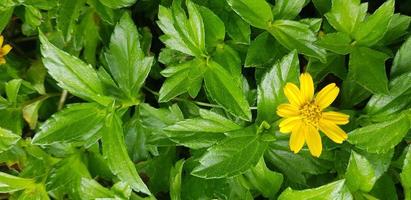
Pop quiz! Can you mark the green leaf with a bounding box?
[316,32,353,55]
[79,178,115,199]
[26,60,47,94]
[39,32,113,105]
[306,54,347,83]
[105,13,153,101]
[241,158,283,198]
[268,20,327,62]
[165,109,241,133]
[211,43,241,81]
[348,47,389,94]
[245,32,287,68]
[0,7,13,33]
[272,0,307,20]
[101,111,150,195]
[170,160,184,200]
[198,6,225,48]
[204,60,251,121]
[46,153,90,199]
[140,147,175,194]
[370,175,398,200]
[381,14,411,45]
[163,110,236,149]
[312,0,331,15]
[23,97,46,130]
[278,179,353,200]
[0,172,35,193]
[99,0,136,9]
[265,141,333,184]
[340,76,371,108]
[256,51,299,123]
[17,183,50,200]
[325,0,367,35]
[57,0,85,41]
[88,0,118,24]
[391,36,411,78]
[157,0,206,57]
[24,0,58,10]
[0,128,20,154]
[401,146,411,200]
[159,58,206,101]
[0,107,23,135]
[345,150,393,192]
[32,103,106,145]
[182,175,253,199]
[225,12,251,44]
[348,113,410,153]
[353,0,394,46]
[192,125,267,178]
[24,5,42,28]
[226,0,273,29]
[5,79,22,104]
[79,9,100,66]
[365,72,411,117]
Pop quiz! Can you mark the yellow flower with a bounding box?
[0,35,12,65]
[276,73,349,157]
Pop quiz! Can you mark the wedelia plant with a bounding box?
[0,0,410,199]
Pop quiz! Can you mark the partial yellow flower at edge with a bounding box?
[276,73,349,157]
[0,35,12,65]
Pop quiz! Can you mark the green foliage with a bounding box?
[0,0,410,199]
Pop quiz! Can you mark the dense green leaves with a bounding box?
[0,128,20,153]
[0,172,35,193]
[157,0,206,57]
[401,146,411,200]
[391,36,411,78]
[57,0,85,41]
[226,0,273,29]
[278,180,353,200]
[325,0,367,35]
[192,126,267,178]
[39,32,113,105]
[32,103,105,145]
[257,51,299,123]
[272,0,307,20]
[101,111,150,195]
[353,0,394,46]
[268,20,327,62]
[240,158,283,198]
[1,0,411,199]
[348,47,389,94]
[204,61,251,121]
[99,0,136,9]
[345,150,393,192]
[365,72,411,117]
[348,113,410,153]
[105,13,154,102]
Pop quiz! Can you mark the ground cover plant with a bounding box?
[0,0,410,199]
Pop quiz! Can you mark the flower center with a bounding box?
[300,102,321,126]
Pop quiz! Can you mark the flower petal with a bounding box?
[284,83,304,106]
[1,45,12,56]
[299,73,314,101]
[319,119,348,143]
[0,57,5,65]
[0,36,3,47]
[276,103,300,117]
[289,123,305,153]
[315,83,339,109]
[279,116,302,133]
[322,111,349,125]
[305,125,322,157]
